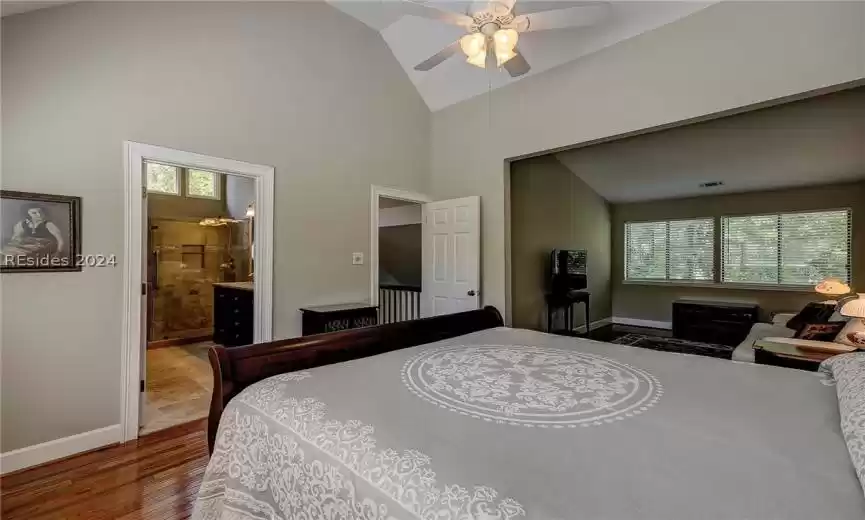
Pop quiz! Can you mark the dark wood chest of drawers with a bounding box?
[213,284,254,347]
[672,299,758,346]
[299,303,378,336]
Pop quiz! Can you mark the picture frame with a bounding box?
[1,190,82,273]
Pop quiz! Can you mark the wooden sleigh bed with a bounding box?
[198,305,865,520]
[205,306,505,452]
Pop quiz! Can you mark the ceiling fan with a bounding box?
[405,0,610,77]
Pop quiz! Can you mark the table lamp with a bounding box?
[839,294,865,346]
[815,278,851,303]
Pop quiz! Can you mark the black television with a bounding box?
[548,249,587,295]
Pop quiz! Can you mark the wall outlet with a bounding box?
[352,252,364,265]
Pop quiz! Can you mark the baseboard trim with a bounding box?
[0,424,122,475]
[612,317,673,330]
[573,317,612,334]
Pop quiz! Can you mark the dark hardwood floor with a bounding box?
[0,419,207,520]
[578,323,673,342]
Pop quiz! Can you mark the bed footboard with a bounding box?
[206,306,503,452]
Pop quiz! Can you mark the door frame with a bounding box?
[121,141,275,442]
[369,185,432,306]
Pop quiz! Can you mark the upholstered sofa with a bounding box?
[731,313,797,363]
[732,309,860,363]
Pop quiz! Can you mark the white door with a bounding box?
[422,196,480,317]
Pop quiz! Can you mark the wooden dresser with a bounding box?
[213,282,254,347]
[299,302,378,336]
[672,299,758,346]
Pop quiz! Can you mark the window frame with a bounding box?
[622,207,853,291]
[185,168,222,200]
[719,207,852,289]
[624,216,716,284]
[145,161,181,196]
[144,161,223,201]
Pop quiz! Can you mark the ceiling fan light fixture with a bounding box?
[495,47,516,66]
[493,28,518,66]
[466,49,488,68]
[460,33,485,57]
[493,28,518,49]
[460,33,487,68]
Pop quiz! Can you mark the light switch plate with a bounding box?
[352,252,364,265]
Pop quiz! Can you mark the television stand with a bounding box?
[545,291,590,335]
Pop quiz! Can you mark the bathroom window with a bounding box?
[186,169,221,200]
[146,162,180,195]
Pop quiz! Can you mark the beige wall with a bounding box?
[429,1,865,323]
[1,2,429,452]
[611,182,865,322]
[510,156,611,330]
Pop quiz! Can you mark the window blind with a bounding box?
[625,218,714,282]
[721,209,850,286]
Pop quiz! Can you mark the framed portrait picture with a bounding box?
[1,190,82,272]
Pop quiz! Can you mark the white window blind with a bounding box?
[625,218,714,282]
[721,209,850,286]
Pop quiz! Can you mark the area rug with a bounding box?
[611,333,734,360]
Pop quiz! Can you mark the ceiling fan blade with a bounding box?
[513,4,609,32]
[512,0,588,16]
[400,0,474,27]
[503,49,530,77]
[414,41,461,71]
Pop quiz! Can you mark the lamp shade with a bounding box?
[460,33,486,68]
[815,278,851,296]
[839,294,865,319]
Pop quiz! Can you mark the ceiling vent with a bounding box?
[699,181,725,188]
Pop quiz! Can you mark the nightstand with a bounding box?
[753,337,856,372]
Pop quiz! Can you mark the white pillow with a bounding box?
[836,319,865,346]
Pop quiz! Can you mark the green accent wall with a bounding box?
[510,155,612,330]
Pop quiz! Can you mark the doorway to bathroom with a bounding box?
[121,141,274,441]
[141,163,256,434]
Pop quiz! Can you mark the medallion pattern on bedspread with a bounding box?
[402,345,663,427]
[193,373,526,520]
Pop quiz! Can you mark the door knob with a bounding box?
[467,290,478,296]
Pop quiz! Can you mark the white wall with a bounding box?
[379,205,422,227]
[225,174,256,221]
[429,1,865,321]
[1,1,429,453]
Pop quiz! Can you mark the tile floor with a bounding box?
[140,341,214,435]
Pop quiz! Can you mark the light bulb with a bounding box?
[466,49,487,68]
[492,28,518,67]
[493,29,518,51]
[460,33,486,58]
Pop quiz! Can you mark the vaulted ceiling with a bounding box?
[328,1,714,111]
